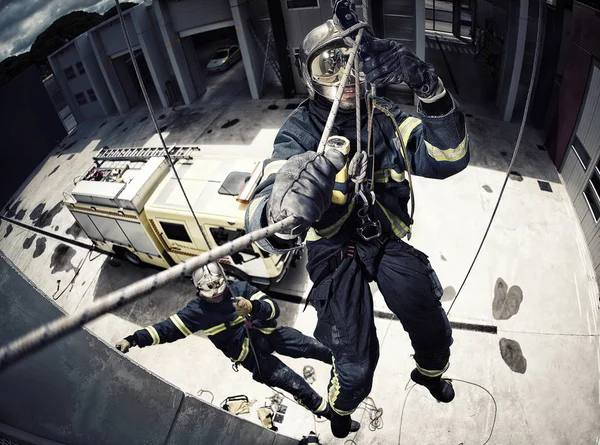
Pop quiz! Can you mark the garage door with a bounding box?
[560,62,600,278]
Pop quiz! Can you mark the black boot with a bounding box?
[410,368,455,403]
[319,406,360,438]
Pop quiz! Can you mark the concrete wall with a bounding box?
[74,35,115,119]
[0,253,298,445]
[0,66,66,209]
[168,0,233,35]
[98,14,141,58]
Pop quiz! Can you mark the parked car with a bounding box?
[207,45,241,73]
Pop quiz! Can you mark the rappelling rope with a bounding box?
[446,0,545,315]
[0,215,298,371]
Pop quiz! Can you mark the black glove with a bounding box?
[267,149,347,236]
[360,38,440,98]
[332,0,360,39]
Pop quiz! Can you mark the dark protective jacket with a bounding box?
[131,281,280,363]
[245,94,469,253]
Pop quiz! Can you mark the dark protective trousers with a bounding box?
[307,235,452,416]
[241,326,332,412]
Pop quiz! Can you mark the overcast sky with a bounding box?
[0,0,115,61]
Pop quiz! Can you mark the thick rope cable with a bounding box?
[0,215,297,371]
[113,1,234,285]
[447,0,544,315]
[316,22,370,155]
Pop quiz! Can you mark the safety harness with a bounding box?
[323,22,416,243]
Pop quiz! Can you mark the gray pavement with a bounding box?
[1,45,599,444]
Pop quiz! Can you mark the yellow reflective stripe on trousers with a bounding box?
[145,326,160,345]
[314,397,328,414]
[375,201,410,239]
[328,358,355,416]
[170,315,192,337]
[416,361,449,378]
[425,132,468,162]
[374,168,405,183]
[204,323,226,336]
[257,327,276,334]
[397,116,421,146]
[234,337,250,363]
[318,199,356,238]
[247,196,266,221]
[260,160,287,184]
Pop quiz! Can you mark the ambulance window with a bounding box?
[210,227,255,256]
[160,221,192,243]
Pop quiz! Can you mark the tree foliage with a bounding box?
[0,4,137,87]
[29,11,105,73]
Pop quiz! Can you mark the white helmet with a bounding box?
[193,262,226,299]
[297,19,370,101]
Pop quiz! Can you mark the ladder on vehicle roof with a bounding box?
[93,145,200,163]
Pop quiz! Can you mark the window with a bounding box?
[210,227,256,256]
[64,66,76,80]
[160,221,192,243]
[74,92,88,106]
[76,61,85,75]
[572,136,591,170]
[287,0,319,9]
[583,184,600,222]
[87,88,97,102]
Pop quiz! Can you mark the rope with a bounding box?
[0,215,298,371]
[398,378,498,445]
[446,0,545,315]
[316,22,370,155]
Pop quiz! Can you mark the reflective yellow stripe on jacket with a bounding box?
[145,326,160,345]
[376,201,410,239]
[425,133,468,162]
[204,323,227,336]
[316,199,356,239]
[374,168,405,183]
[170,315,192,337]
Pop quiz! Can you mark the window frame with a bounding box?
[286,0,320,10]
[159,221,193,243]
[76,61,86,75]
[87,88,97,102]
[64,66,76,80]
[74,92,88,106]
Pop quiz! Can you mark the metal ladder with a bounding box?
[249,22,282,94]
[93,145,200,163]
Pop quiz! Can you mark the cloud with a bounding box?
[0,0,115,60]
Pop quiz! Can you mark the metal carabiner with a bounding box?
[357,219,382,241]
[356,190,381,241]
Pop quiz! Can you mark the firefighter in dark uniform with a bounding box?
[114,262,360,432]
[244,1,470,438]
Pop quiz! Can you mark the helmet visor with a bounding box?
[309,44,364,87]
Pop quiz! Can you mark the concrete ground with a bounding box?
[1,38,600,445]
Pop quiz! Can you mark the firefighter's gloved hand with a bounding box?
[268,149,347,237]
[115,338,132,354]
[360,38,443,99]
[233,297,253,317]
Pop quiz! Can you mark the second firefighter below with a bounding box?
[114,263,360,432]
[245,0,470,439]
